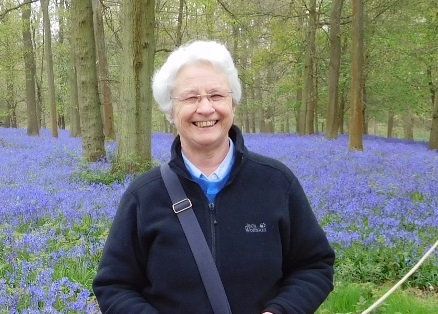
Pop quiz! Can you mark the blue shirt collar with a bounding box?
[182,138,234,182]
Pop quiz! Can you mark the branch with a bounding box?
[216,0,237,19]
[0,0,39,20]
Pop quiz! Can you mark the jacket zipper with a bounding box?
[209,202,217,261]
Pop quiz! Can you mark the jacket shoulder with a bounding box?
[125,165,163,194]
[246,151,297,181]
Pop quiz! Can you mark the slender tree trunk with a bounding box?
[295,82,303,133]
[4,15,16,129]
[6,81,15,128]
[22,3,39,135]
[265,63,275,133]
[348,0,364,150]
[250,85,256,133]
[57,0,66,131]
[175,0,184,46]
[326,0,344,139]
[387,110,394,138]
[429,85,438,150]
[92,0,115,140]
[304,0,316,135]
[296,8,306,135]
[403,113,414,140]
[42,0,58,137]
[339,88,346,134]
[116,0,155,171]
[72,0,106,161]
[0,99,8,127]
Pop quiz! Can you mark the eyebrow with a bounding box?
[177,87,228,94]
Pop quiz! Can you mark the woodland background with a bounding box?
[1,1,438,312]
[0,0,438,168]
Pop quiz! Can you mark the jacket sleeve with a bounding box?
[264,177,335,314]
[92,190,159,314]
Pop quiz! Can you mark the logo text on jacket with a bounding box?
[245,223,267,233]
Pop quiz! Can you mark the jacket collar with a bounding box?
[168,125,246,179]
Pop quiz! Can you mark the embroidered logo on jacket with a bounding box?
[245,223,267,233]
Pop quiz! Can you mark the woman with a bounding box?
[93,40,335,314]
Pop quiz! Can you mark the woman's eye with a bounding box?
[210,94,224,101]
[184,96,199,103]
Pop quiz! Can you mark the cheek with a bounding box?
[172,106,192,126]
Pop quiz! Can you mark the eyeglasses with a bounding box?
[171,91,233,105]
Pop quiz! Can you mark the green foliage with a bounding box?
[1,214,108,312]
[112,156,158,175]
[410,191,425,202]
[75,166,127,185]
[317,282,438,314]
[72,156,159,185]
[335,241,437,291]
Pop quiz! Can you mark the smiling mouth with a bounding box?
[193,121,218,128]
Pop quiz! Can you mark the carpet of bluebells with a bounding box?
[1,127,437,313]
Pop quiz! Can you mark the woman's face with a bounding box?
[171,62,234,154]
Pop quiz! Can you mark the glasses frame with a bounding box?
[171,91,233,105]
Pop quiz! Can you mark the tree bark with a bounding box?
[326,0,344,139]
[21,3,39,135]
[72,0,106,161]
[92,0,115,140]
[116,0,155,171]
[403,113,414,140]
[304,0,317,135]
[69,32,81,137]
[387,110,394,138]
[429,85,438,150]
[348,0,364,151]
[6,81,16,128]
[42,0,58,137]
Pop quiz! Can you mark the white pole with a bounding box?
[361,240,438,314]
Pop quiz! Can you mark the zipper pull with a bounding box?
[209,203,217,225]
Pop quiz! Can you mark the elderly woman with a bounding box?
[93,40,335,314]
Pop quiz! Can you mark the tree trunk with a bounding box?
[339,88,346,134]
[429,85,438,150]
[92,0,115,140]
[22,3,39,136]
[348,0,364,151]
[175,0,184,46]
[116,0,155,171]
[326,0,344,139]
[6,81,15,128]
[42,0,58,138]
[69,26,81,137]
[304,0,317,135]
[387,110,394,138]
[57,0,67,131]
[295,82,303,133]
[72,0,106,161]
[296,7,306,135]
[0,99,8,127]
[403,113,414,140]
[36,74,44,129]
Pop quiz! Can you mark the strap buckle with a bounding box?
[172,198,192,214]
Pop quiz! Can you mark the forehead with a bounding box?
[173,62,229,92]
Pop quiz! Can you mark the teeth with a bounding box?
[195,121,216,128]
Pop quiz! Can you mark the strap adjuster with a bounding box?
[172,198,192,214]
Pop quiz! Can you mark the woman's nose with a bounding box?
[196,97,215,114]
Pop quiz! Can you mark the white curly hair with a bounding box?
[152,40,242,122]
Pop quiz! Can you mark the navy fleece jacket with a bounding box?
[93,125,335,314]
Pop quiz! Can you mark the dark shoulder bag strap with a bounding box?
[160,163,232,314]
